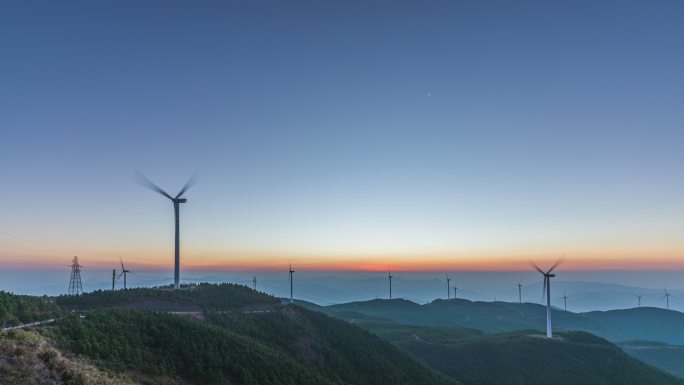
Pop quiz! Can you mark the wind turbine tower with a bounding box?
[563,291,568,311]
[531,260,562,338]
[136,172,197,290]
[289,263,295,303]
[388,266,394,299]
[453,285,458,300]
[112,269,116,291]
[446,273,451,299]
[664,289,672,310]
[253,276,257,290]
[517,282,523,303]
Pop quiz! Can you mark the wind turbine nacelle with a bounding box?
[548,274,556,278]
[176,198,188,203]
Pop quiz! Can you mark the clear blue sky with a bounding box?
[0,1,683,271]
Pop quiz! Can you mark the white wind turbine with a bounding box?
[531,259,563,338]
[663,289,672,310]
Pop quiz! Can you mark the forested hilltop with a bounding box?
[0,291,59,327]
[2,284,455,385]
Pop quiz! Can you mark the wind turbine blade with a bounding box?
[135,171,173,200]
[175,173,198,198]
[120,256,125,271]
[547,258,564,274]
[529,261,544,274]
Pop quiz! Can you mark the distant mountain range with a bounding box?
[295,297,684,379]
[319,297,684,344]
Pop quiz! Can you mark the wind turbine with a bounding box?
[663,289,672,310]
[388,266,394,299]
[531,259,562,338]
[517,282,523,303]
[453,285,458,300]
[119,257,131,289]
[445,273,452,299]
[634,293,645,307]
[563,291,568,311]
[136,171,197,290]
[289,262,295,303]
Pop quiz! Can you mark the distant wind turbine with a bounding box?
[517,282,523,303]
[119,256,131,289]
[135,171,197,290]
[289,262,295,303]
[388,266,394,299]
[663,289,672,310]
[531,259,563,338]
[453,285,458,300]
[563,291,568,311]
[634,293,645,307]
[445,273,452,299]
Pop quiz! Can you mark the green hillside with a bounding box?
[619,341,684,379]
[326,298,684,380]
[2,285,683,385]
[47,285,455,385]
[335,313,684,385]
[0,291,59,327]
[55,282,279,311]
[327,298,684,344]
[403,330,684,385]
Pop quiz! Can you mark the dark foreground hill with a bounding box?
[6,284,455,385]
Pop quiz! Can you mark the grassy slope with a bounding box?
[0,328,135,385]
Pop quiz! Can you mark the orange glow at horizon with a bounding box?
[2,248,683,272]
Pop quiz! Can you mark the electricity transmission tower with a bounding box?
[68,256,83,295]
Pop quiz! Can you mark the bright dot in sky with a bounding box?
[427,93,432,97]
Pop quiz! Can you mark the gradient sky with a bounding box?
[1,1,683,274]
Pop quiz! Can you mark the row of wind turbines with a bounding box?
[129,173,675,340]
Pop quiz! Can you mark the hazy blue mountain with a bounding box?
[326,298,684,344]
